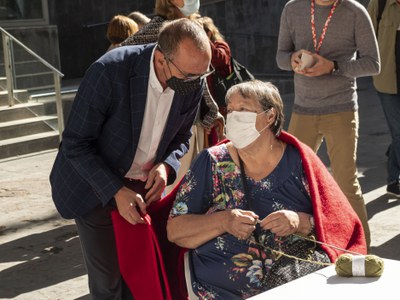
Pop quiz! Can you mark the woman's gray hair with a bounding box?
[158,18,209,59]
[226,80,285,136]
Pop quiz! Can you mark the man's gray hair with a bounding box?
[158,18,209,59]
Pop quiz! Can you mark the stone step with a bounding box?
[0,89,30,105]
[0,115,58,140]
[0,102,44,122]
[0,131,60,160]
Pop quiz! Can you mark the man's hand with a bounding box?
[145,162,170,205]
[291,49,313,75]
[302,53,335,77]
[114,186,147,225]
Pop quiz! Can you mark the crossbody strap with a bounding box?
[238,154,261,244]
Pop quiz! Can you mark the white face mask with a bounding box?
[177,0,200,16]
[225,110,269,149]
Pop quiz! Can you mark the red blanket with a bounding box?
[278,131,367,260]
[112,132,367,300]
[111,180,187,300]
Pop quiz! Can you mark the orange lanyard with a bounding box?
[311,0,339,53]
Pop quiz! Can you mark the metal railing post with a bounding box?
[54,73,64,140]
[0,27,65,140]
[2,34,15,106]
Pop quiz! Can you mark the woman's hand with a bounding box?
[224,209,259,240]
[260,210,300,236]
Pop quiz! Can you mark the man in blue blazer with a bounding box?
[50,19,211,299]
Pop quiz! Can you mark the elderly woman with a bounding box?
[167,80,367,299]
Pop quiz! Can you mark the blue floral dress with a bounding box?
[170,143,319,299]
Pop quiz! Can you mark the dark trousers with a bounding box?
[377,91,400,184]
[75,179,146,300]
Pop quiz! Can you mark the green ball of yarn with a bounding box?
[335,254,384,277]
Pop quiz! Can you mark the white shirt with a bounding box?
[125,47,174,181]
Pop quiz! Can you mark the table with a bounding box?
[248,258,400,299]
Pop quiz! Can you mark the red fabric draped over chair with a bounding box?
[111,182,187,300]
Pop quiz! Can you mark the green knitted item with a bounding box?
[335,254,384,277]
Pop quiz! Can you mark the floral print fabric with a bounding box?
[170,143,315,299]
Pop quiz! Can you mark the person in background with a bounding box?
[106,14,138,52]
[167,80,366,299]
[122,0,201,45]
[127,11,151,29]
[199,15,232,120]
[276,0,381,248]
[368,0,400,198]
[49,19,212,299]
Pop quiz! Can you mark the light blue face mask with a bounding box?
[177,0,200,16]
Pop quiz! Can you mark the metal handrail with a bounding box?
[0,26,64,139]
[0,27,63,77]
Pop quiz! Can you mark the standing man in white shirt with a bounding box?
[50,19,212,299]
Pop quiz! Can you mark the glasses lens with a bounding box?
[183,66,214,82]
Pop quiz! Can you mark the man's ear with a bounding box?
[154,49,165,66]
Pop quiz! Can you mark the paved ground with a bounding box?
[0,77,399,299]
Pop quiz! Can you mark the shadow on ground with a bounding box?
[75,294,91,300]
[369,234,400,261]
[0,225,86,299]
[366,194,400,220]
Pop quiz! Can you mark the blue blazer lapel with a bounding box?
[129,45,154,152]
[164,94,185,138]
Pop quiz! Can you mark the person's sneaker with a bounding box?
[387,181,400,198]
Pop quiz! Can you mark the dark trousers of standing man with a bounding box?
[75,179,146,300]
[75,204,134,300]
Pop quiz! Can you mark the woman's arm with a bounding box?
[167,211,228,249]
[167,209,259,249]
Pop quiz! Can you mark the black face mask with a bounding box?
[166,76,202,96]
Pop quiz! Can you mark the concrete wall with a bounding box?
[44,0,369,81]
[201,0,287,78]
[47,0,154,79]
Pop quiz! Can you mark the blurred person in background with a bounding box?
[368,0,400,198]
[106,14,138,52]
[128,11,151,29]
[199,15,232,120]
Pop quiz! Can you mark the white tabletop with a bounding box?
[248,258,400,300]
